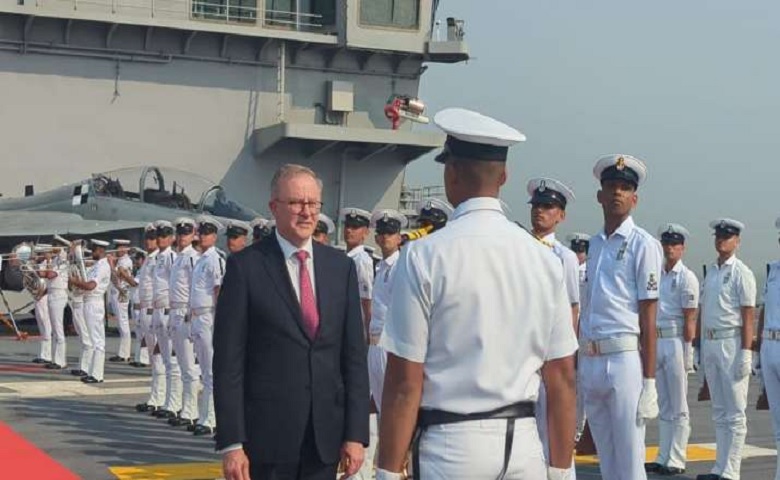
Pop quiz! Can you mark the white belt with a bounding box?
[191,306,214,316]
[656,326,683,339]
[84,297,104,304]
[703,327,740,340]
[369,333,381,346]
[579,335,639,356]
[170,301,189,309]
[763,329,780,341]
[153,300,170,309]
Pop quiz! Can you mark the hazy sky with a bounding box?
[406,0,780,287]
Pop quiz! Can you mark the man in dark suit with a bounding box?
[214,164,370,480]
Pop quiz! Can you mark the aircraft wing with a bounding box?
[0,211,147,237]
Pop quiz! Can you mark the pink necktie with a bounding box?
[295,250,319,339]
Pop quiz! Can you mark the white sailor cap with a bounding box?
[315,213,336,236]
[370,209,408,233]
[267,219,276,229]
[433,108,526,163]
[174,217,197,233]
[154,220,175,236]
[144,223,158,237]
[90,239,110,248]
[250,217,267,229]
[657,223,690,244]
[226,219,251,237]
[527,177,575,209]
[417,197,454,221]
[340,208,372,228]
[709,218,745,236]
[593,154,647,188]
[196,215,224,234]
[566,233,591,252]
[113,239,132,246]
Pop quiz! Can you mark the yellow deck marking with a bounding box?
[575,443,718,465]
[110,462,222,480]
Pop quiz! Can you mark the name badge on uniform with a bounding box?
[616,241,628,261]
[671,277,678,290]
[723,272,732,285]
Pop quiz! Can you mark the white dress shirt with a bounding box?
[765,261,780,330]
[169,245,200,305]
[275,230,316,304]
[84,257,112,303]
[190,246,225,309]
[153,247,177,305]
[580,216,663,340]
[347,245,374,300]
[138,250,158,307]
[369,250,400,337]
[540,232,581,306]
[701,255,756,330]
[381,197,577,413]
[657,260,700,328]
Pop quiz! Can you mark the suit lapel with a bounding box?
[258,237,310,342]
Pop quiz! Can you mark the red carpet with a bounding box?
[0,421,79,479]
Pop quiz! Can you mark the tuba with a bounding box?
[18,244,47,301]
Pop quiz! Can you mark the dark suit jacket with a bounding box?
[213,235,370,465]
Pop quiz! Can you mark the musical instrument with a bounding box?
[400,224,434,245]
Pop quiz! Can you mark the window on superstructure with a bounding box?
[265,0,334,31]
[360,0,420,29]
[192,0,257,24]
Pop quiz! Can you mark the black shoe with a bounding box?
[658,466,685,475]
[136,403,160,413]
[645,462,663,473]
[108,356,128,363]
[45,363,65,370]
[153,410,177,419]
[695,475,721,480]
[70,369,86,376]
[193,425,215,436]
[129,361,149,368]
[186,423,198,432]
[81,376,103,384]
[32,357,49,364]
[170,417,196,427]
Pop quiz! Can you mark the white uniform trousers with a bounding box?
[84,300,106,381]
[109,290,131,360]
[70,300,92,373]
[761,340,780,480]
[47,291,68,367]
[132,306,149,365]
[579,350,646,480]
[702,336,749,480]
[143,308,166,407]
[653,337,691,470]
[171,308,200,421]
[153,307,181,413]
[416,417,546,479]
[192,312,215,428]
[34,294,52,362]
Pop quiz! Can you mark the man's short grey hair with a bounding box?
[270,164,323,197]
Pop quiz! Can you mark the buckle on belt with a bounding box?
[584,340,601,356]
[706,330,715,340]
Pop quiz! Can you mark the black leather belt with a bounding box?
[412,401,535,480]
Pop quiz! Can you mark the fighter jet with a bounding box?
[0,166,260,291]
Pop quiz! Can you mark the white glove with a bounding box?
[736,349,752,380]
[548,466,574,480]
[636,378,658,426]
[375,469,403,480]
[684,342,694,373]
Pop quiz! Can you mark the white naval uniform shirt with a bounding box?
[658,260,699,328]
[153,247,177,306]
[275,230,316,304]
[764,261,780,330]
[347,245,374,300]
[138,250,158,307]
[84,258,112,303]
[540,233,580,306]
[578,262,587,305]
[110,255,133,299]
[190,247,225,309]
[369,250,400,337]
[380,197,577,413]
[701,255,756,330]
[580,216,663,340]
[46,251,70,296]
[169,245,200,306]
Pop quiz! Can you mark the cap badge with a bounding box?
[616,156,626,170]
[538,180,547,192]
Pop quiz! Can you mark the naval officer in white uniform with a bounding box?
[697,219,756,480]
[759,216,780,480]
[578,154,662,480]
[567,233,590,299]
[526,177,580,471]
[340,207,375,332]
[108,239,135,363]
[313,213,336,245]
[377,108,577,480]
[645,223,699,476]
